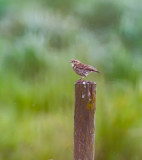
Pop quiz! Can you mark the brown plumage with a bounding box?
[70,59,100,80]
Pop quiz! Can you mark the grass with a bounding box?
[0,0,142,159]
[0,110,73,160]
[0,75,142,160]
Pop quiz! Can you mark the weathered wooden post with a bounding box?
[74,80,96,160]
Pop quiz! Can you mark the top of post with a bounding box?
[75,80,96,85]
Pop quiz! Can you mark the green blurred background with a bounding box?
[0,0,142,159]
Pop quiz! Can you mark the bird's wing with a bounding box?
[77,63,100,73]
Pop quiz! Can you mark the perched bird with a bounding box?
[70,59,100,80]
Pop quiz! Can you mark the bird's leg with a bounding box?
[82,76,85,80]
[77,78,83,82]
[78,76,85,82]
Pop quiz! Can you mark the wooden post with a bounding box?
[74,81,96,160]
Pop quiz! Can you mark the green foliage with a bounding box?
[0,0,142,160]
[76,1,123,31]
[102,51,139,84]
[119,2,142,51]
[3,47,47,80]
[41,0,77,14]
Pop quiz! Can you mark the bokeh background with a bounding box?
[0,0,142,159]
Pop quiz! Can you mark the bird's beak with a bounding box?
[69,60,72,63]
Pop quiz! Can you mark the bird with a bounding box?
[70,59,100,81]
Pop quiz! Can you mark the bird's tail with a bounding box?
[93,68,100,73]
[95,70,100,73]
[89,67,100,73]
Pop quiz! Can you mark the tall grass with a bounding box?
[0,0,142,159]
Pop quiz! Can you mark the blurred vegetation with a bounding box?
[0,0,142,160]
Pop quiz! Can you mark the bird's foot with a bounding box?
[77,78,83,82]
[77,78,87,83]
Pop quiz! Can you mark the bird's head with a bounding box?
[70,59,80,65]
